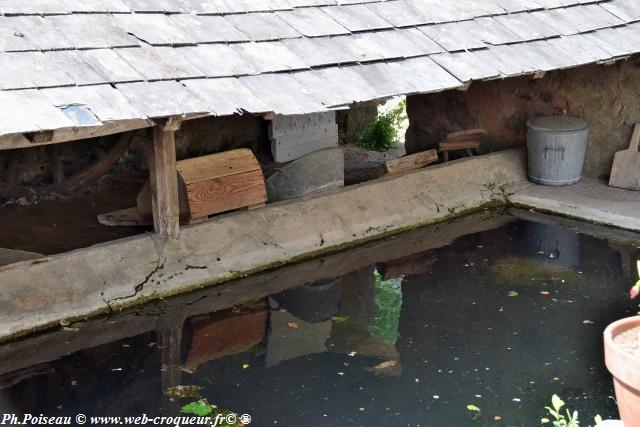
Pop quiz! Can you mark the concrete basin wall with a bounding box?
[0,149,527,341]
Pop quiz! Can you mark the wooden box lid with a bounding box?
[176,148,261,185]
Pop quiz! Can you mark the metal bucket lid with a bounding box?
[527,116,589,133]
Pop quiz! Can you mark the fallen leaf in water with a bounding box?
[332,316,349,324]
[494,416,502,421]
[348,351,357,357]
[242,364,250,369]
[540,291,550,295]
[181,401,212,417]
[582,320,594,324]
[287,322,300,329]
[70,380,78,386]
[467,404,480,412]
[372,360,398,370]
[507,291,519,297]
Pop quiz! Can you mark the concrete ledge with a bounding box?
[0,149,526,341]
[507,178,640,231]
[2,148,638,342]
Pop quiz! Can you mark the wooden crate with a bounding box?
[177,149,267,221]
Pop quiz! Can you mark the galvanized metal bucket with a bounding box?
[527,116,589,186]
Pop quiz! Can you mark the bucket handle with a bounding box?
[544,146,565,161]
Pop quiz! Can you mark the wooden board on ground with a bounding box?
[97,207,151,226]
[384,149,438,176]
[609,123,640,191]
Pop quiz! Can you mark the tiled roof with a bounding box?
[1,0,639,138]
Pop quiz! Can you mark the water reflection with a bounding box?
[1,209,639,426]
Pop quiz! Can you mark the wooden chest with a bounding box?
[176,148,267,221]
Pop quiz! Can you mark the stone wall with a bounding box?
[336,102,378,145]
[405,56,640,178]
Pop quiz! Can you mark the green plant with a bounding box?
[369,270,402,344]
[356,100,407,151]
[541,395,579,427]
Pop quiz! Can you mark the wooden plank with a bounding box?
[438,140,481,151]
[146,123,180,237]
[97,207,151,226]
[443,134,483,143]
[186,169,267,219]
[445,128,487,139]
[0,119,152,150]
[177,149,260,184]
[384,149,438,175]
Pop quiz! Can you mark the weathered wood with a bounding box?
[54,131,134,190]
[97,207,151,226]
[384,149,438,175]
[445,128,487,140]
[438,140,481,151]
[0,119,153,150]
[146,123,180,237]
[185,170,266,219]
[609,123,640,191]
[177,149,267,220]
[136,180,189,223]
[177,149,260,183]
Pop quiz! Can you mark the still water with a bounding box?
[1,209,639,427]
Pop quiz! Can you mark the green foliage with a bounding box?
[369,270,403,344]
[541,395,579,427]
[356,100,407,151]
[181,401,212,417]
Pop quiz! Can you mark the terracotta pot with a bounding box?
[604,316,640,427]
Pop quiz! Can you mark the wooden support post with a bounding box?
[146,118,182,238]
